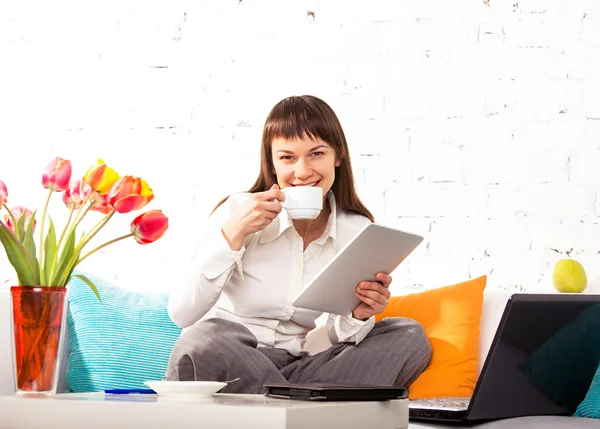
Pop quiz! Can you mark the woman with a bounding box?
[166,95,431,393]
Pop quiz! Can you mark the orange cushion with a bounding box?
[376,275,486,399]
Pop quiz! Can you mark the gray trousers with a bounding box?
[164,317,432,394]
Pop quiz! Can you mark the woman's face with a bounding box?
[271,136,339,197]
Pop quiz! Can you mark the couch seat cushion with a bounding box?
[409,415,598,428]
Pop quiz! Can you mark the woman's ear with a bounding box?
[335,159,341,167]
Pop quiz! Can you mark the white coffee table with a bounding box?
[0,392,409,429]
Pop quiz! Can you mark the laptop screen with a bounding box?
[468,293,600,421]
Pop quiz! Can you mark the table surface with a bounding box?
[0,392,409,429]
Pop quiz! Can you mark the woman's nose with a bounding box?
[294,159,312,179]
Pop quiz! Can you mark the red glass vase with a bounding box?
[10,286,66,395]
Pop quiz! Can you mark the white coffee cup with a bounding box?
[282,186,323,220]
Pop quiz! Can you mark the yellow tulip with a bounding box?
[84,159,120,194]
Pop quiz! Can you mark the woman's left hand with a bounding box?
[352,272,392,321]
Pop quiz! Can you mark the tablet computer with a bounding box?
[264,383,408,401]
[292,223,423,315]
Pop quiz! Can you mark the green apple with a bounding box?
[552,259,587,293]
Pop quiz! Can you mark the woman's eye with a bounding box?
[310,151,324,157]
[280,156,294,160]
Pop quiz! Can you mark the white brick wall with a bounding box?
[2,0,600,295]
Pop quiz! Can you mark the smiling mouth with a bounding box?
[292,180,320,187]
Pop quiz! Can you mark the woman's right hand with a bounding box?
[222,184,285,250]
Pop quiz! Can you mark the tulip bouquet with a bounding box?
[0,157,169,298]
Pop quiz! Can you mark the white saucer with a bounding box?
[144,380,227,397]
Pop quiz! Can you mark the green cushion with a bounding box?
[65,274,181,392]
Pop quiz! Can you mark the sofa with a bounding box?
[0,286,597,428]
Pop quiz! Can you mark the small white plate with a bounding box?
[144,380,227,397]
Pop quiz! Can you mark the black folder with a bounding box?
[263,383,408,401]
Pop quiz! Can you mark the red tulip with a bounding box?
[4,206,36,232]
[42,157,72,192]
[108,176,154,214]
[0,180,7,206]
[130,210,168,245]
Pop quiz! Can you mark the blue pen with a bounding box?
[105,388,156,394]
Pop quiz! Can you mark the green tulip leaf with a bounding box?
[51,227,76,286]
[22,210,40,285]
[72,273,102,302]
[44,219,57,285]
[0,224,37,286]
[16,214,26,244]
[62,241,84,288]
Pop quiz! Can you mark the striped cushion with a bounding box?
[575,365,600,418]
[65,274,181,392]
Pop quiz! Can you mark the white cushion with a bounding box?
[0,287,15,395]
[478,287,512,374]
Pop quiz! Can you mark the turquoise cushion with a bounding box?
[66,274,181,392]
[575,364,600,418]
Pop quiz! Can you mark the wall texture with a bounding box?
[1,0,600,294]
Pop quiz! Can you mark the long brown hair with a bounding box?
[212,95,374,222]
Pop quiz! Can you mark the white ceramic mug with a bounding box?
[282,186,323,219]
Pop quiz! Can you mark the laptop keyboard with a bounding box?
[409,396,471,410]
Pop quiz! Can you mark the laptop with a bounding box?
[264,383,408,401]
[409,293,600,424]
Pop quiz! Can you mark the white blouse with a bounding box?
[167,191,375,356]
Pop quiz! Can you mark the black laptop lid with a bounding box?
[467,293,600,421]
[264,383,408,401]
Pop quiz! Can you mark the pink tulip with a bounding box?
[130,210,168,245]
[108,176,155,214]
[42,157,72,192]
[4,206,36,232]
[63,179,112,214]
[63,180,87,209]
[0,180,7,206]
